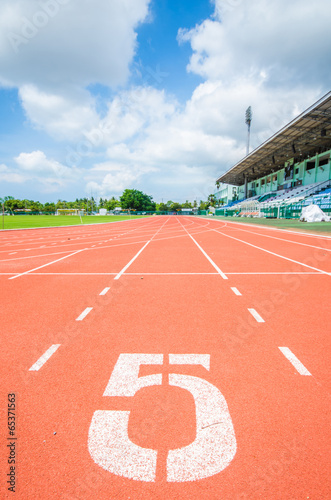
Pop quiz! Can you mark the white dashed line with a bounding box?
[76,307,93,321]
[99,287,110,296]
[9,252,17,255]
[278,347,312,376]
[248,308,265,323]
[231,287,242,296]
[29,344,61,371]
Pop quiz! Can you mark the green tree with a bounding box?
[199,200,208,210]
[170,202,182,212]
[157,202,168,212]
[207,194,216,207]
[44,202,56,212]
[182,200,192,209]
[5,199,24,210]
[120,189,156,211]
[106,197,121,211]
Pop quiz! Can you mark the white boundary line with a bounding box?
[29,344,61,371]
[176,218,228,279]
[278,347,312,376]
[8,248,86,280]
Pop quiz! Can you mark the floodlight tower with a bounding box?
[245,106,252,156]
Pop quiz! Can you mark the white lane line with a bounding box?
[9,252,17,255]
[231,225,331,252]
[188,235,228,279]
[209,228,331,277]
[278,347,312,376]
[76,307,93,321]
[248,308,265,323]
[195,215,331,240]
[29,344,61,371]
[113,218,169,280]
[8,248,86,280]
[99,287,110,295]
[231,287,242,296]
[114,241,150,280]
[177,218,227,279]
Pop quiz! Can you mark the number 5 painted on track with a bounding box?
[88,354,236,482]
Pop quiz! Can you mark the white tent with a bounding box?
[300,204,330,222]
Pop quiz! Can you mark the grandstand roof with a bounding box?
[217,91,331,186]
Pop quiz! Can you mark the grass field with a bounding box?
[208,215,331,233]
[0,214,150,230]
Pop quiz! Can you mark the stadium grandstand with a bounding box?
[215,91,331,218]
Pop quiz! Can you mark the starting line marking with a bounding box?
[76,307,93,321]
[231,287,242,296]
[29,344,61,371]
[248,308,265,323]
[100,287,110,296]
[278,347,312,376]
[1,271,325,277]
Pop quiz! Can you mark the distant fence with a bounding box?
[5,210,207,216]
[214,202,331,219]
[9,211,56,215]
[6,204,331,219]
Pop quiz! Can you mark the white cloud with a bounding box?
[10,151,81,192]
[85,163,145,195]
[19,85,99,140]
[0,0,151,89]
[0,164,26,184]
[180,0,331,86]
[15,150,73,176]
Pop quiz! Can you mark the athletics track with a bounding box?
[0,216,330,499]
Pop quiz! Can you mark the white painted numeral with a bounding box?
[103,353,163,396]
[88,354,236,483]
[89,354,163,482]
[167,374,236,482]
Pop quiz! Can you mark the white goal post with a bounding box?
[55,209,86,216]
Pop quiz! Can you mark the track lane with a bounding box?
[1,216,330,499]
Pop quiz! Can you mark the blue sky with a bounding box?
[0,0,330,203]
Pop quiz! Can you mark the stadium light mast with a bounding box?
[245,106,252,156]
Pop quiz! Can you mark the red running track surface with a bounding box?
[0,216,330,499]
